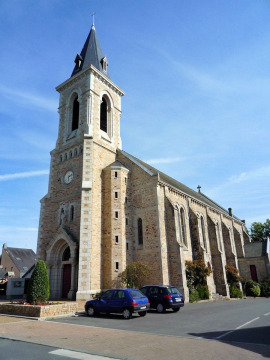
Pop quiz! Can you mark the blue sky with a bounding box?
[0,0,269,251]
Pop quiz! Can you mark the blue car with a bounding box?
[85,288,150,319]
[140,285,185,313]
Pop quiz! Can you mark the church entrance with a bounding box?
[62,264,71,298]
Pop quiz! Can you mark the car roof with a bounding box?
[141,285,176,288]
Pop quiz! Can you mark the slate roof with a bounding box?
[71,25,110,79]
[4,247,36,275]
[118,149,239,219]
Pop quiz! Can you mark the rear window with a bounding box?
[128,290,146,299]
[167,287,181,295]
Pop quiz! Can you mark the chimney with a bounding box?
[228,208,232,216]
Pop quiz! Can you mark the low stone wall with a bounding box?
[0,302,78,318]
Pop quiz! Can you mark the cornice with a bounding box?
[56,65,125,97]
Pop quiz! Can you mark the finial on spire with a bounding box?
[92,12,96,28]
[197,185,201,193]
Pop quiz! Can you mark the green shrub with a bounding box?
[229,286,243,299]
[245,280,261,297]
[186,260,211,288]
[260,279,270,297]
[26,260,50,305]
[197,285,210,300]
[119,261,151,288]
[189,287,200,303]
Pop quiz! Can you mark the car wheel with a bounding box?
[172,307,180,312]
[122,308,132,319]
[156,303,164,313]
[139,311,147,317]
[86,306,95,317]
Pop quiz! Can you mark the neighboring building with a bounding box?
[37,22,249,301]
[238,239,270,282]
[1,243,37,278]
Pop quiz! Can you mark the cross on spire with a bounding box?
[92,12,96,27]
[197,185,201,193]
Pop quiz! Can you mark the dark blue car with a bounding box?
[140,285,185,313]
[85,288,150,319]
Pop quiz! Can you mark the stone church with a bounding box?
[36,23,249,302]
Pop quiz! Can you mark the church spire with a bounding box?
[71,22,110,79]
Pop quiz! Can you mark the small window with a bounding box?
[114,171,118,178]
[100,96,108,132]
[126,218,128,225]
[69,151,73,158]
[138,218,143,245]
[125,197,128,204]
[60,155,63,162]
[70,205,74,221]
[125,177,127,184]
[115,262,119,271]
[72,96,79,131]
[115,211,118,219]
[65,153,67,160]
[115,235,119,243]
[115,192,118,199]
[74,148,78,156]
[126,242,129,251]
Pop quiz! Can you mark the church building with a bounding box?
[36,23,250,302]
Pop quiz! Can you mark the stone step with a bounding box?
[211,293,229,301]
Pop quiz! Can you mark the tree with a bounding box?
[119,261,151,288]
[26,260,50,305]
[250,219,270,242]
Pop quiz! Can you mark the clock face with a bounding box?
[64,170,73,184]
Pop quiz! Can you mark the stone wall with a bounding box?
[0,302,78,318]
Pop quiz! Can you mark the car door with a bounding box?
[148,286,159,308]
[95,290,114,313]
[109,290,127,313]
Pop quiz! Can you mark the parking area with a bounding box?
[49,298,270,346]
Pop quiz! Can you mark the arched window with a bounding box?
[69,151,73,158]
[138,218,143,245]
[70,205,74,221]
[62,246,70,261]
[180,208,187,247]
[60,208,65,225]
[200,216,207,251]
[216,223,222,251]
[72,96,79,131]
[100,96,108,132]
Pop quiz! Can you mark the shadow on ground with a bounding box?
[189,326,270,358]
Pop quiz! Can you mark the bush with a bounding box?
[225,265,243,287]
[245,280,261,297]
[260,279,270,297]
[119,261,151,288]
[197,285,210,300]
[229,286,243,299]
[186,260,211,288]
[26,260,50,305]
[189,287,200,303]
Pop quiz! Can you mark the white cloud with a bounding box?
[144,157,185,165]
[0,170,49,181]
[0,84,58,112]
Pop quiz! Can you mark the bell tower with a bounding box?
[37,23,124,300]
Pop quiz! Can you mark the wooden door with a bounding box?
[62,264,71,298]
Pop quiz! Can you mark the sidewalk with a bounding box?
[0,315,269,360]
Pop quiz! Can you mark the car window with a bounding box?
[159,288,166,294]
[167,287,180,295]
[100,290,114,300]
[140,287,147,295]
[128,290,146,299]
[149,287,159,295]
[111,290,126,300]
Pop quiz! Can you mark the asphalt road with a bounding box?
[0,338,121,360]
[50,298,270,346]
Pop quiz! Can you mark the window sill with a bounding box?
[67,129,78,140]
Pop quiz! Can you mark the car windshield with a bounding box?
[128,290,145,299]
[167,287,181,295]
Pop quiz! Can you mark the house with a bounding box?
[1,243,37,278]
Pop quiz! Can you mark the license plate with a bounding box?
[175,298,181,302]
[140,306,146,309]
